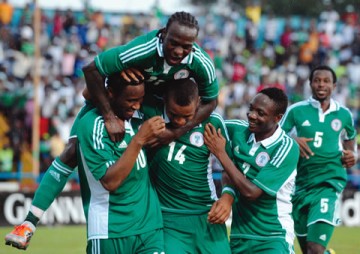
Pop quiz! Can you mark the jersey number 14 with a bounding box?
[167,142,187,164]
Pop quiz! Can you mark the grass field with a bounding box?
[1,225,359,253]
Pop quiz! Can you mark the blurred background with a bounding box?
[0,0,359,228]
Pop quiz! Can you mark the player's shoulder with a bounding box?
[78,109,103,135]
[287,100,310,111]
[191,43,214,63]
[276,130,300,158]
[334,100,353,116]
[208,111,225,123]
[224,119,248,133]
[225,119,248,127]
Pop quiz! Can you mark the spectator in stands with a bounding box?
[0,0,13,27]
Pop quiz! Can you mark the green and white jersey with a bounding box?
[94,30,218,101]
[280,97,357,193]
[142,102,230,214]
[76,108,162,240]
[225,120,299,243]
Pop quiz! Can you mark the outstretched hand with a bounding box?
[341,150,356,169]
[204,123,226,158]
[208,193,233,224]
[136,116,166,146]
[146,128,177,149]
[120,68,145,84]
[295,137,314,159]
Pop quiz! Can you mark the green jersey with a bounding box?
[142,101,230,214]
[76,108,162,240]
[225,120,299,242]
[280,97,357,192]
[94,30,218,101]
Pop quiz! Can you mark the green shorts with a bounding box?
[162,211,230,254]
[69,101,95,138]
[230,237,294,254]
[86,229,164,254]
[292,185,341,241]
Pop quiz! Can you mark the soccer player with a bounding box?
[204,87,299,254]
[76,73,165,253]
[141,78,231,253]
[280,65,357,254]
[5,11,218,249]
[83,11,218,146]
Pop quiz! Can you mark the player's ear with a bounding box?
[196,96,201,107]
[107,87,114,99]
[160,28,166,42]
[275,113,283,123]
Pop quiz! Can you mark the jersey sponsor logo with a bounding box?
[301,120,311,126]
[118,140,128,149]
[255,152,270,167]
[174,69,190,80]
[189,132,204,147]
[331,119,342,131]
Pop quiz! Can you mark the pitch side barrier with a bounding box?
[0,188,360,227]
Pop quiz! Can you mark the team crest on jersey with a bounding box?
[174,69,190,80]
[331,119,342,131]
[255,152,270,167]
[190,132,204,147]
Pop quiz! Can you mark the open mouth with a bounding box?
[169,57,181,65]
[248,121,257,128]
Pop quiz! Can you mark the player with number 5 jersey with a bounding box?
[280,65,357,254]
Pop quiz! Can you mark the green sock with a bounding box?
[25,211,40,226]
[32,157,75,211]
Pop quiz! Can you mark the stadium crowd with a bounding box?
[0,1,359,188]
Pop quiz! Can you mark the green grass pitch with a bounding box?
[1,225,359,253]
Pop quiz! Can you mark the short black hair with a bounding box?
[259,87,288,115]
[165,78,199,106]
[309,65,337,83]
[166,11,199,35]
[106,72,144,95]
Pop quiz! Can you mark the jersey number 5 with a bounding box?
[314,131,323,148]
[167,142,187,164]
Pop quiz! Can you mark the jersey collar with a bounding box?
[247,125,284,148]
[308,97,339,113]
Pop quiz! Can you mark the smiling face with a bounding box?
[161,21,198,66]
[247,93,282,141]
[109,84,145,120]
[310,69,336,103]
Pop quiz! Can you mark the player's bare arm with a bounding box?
[208,171,234,224]
[295,137,314,159]
[149,99,217,148]
[100,116,165,191]
[83,61,125,142]
[120,68,145,84]
[204,123,263,201]
[341,139,357,168]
